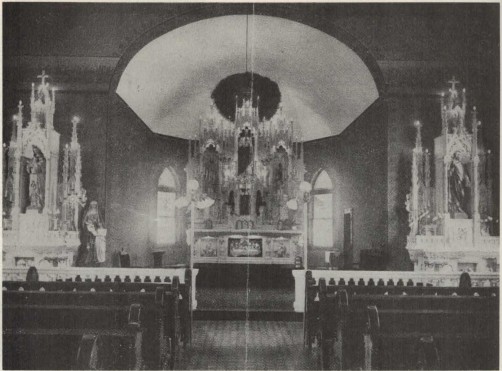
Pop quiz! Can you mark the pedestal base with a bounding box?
[3,210,80,268]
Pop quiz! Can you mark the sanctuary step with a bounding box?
[196,264,295,288]
[195,265,296,317]
[196,287,295,312]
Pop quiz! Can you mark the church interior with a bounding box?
[2,3,500,370]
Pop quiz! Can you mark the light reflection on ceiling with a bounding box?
[117,15,379,141]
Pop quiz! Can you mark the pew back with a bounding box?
[314,287,498,370]
[3,283,181,370]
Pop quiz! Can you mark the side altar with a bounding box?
[406,79,499,273]
[3,73,92,268]
[181,96,309,267]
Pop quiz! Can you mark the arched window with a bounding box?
[312,170,333,248]
[157,168,177,245]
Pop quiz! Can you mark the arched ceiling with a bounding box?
[116,15,379,141]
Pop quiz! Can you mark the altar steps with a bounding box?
[197,285,294,308]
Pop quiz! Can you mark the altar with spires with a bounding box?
[180,93,310,267]
[2,72,90,268]
[405,78,499,273]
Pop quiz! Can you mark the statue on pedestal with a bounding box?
[81,201,106,266]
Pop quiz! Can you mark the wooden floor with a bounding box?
[178,321,318,370]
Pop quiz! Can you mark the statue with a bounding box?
[448,152,471,217]
[258,204,266,225]
[279,193,289,220]
[26,146,45,211]
[4,164,14,205]
[82,201,106,266]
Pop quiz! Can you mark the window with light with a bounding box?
[157,168,177,245]
[312,170,333,248]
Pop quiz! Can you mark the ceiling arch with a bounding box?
[116,15,379,141]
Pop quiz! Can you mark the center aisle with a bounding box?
[178,321,317,370]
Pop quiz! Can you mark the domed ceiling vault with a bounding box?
[116,15,379,141]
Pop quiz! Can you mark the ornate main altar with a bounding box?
[184,96,309,266]
[406,79,499,273]
[3,72,89,268]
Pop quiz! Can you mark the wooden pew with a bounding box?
[304,270,498,352]
[358,294,499,370]
[312,280,499,370]
[3,269,192,349]
[3,284,181,370]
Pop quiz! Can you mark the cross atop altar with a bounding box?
[448,76,459,91]
[37,70,50,85]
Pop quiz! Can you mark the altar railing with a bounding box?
[2,266,199,309]
[292,269,499,312]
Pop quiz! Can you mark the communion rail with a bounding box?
[292,269,499,312]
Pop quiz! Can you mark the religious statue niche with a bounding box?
[185,95,306,230]
[239,187,251,216]
[272,145,289,189]
[238,126,254,175]
[2,72,94,268]
[23,145,46,213]
[405,78,499,273]
[448,151,471,218]
[256,190,265,222]
[201,142,219,199]
[227,190,235,217]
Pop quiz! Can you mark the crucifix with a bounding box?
[37,70,50,86]
[448,76,459,91]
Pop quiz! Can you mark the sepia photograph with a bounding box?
[2,2,500,370]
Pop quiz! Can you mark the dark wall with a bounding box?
[304,99,388,269]
[106,96,188,267]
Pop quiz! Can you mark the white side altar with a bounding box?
[3,72,89,268]
[406,78,499,273]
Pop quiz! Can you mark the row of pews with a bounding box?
[304,270,499,370]
[3,269,193,370]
